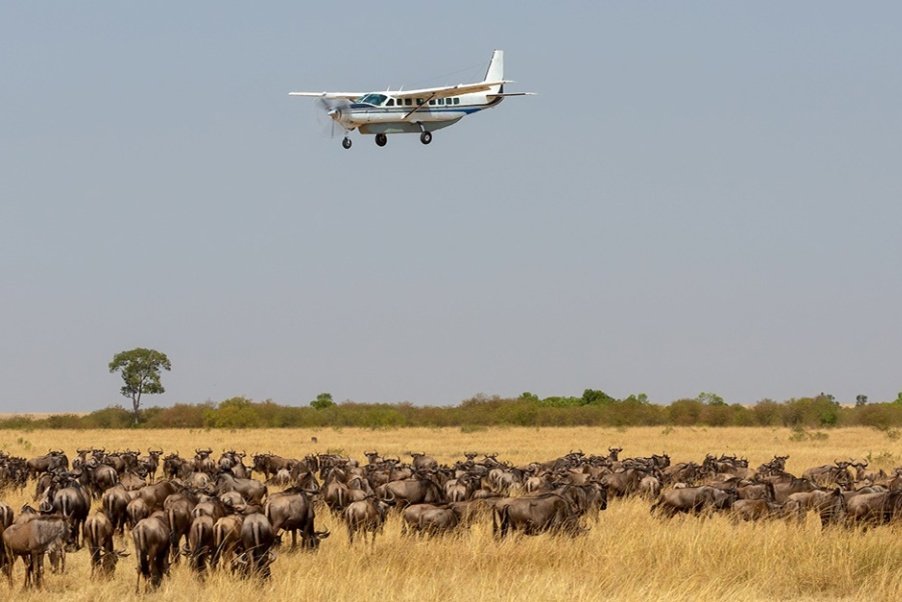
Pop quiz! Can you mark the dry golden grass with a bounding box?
[2,426,901,601]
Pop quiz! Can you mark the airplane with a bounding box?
[289,50,533,149]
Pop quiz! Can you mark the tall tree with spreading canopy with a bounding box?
[109,348,171,425]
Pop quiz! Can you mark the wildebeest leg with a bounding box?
[33,552,44,589]
[22,554,34,589]
[291,529,297,551]
[1,550,11,587]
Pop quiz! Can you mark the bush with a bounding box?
[19,392,902,429]
[204,397,261,429]
[83,406,133,429]
[145,403,208,428]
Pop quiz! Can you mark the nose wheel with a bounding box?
[419,131,432,145]
[375,133,387,147]
[341,137,352,149]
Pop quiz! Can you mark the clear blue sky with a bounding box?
[2,3,900,411]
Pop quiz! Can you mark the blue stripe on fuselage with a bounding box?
[348,104,485,115]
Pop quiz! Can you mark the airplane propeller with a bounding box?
[314,97,351,138]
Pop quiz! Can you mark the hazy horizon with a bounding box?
[3,3,901,412]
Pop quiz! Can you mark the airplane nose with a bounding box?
[327,108,340,120]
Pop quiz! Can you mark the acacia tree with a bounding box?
[310,392,335,410]
[109,348,171,425]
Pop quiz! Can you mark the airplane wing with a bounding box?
[488,92,537,98]
[288,92,364,99]
[392,80,512,100]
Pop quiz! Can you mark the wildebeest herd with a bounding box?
[1,446,901,591]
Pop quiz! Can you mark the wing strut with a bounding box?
[402,92,439,120]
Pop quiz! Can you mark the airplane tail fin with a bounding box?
[484,50,504,93]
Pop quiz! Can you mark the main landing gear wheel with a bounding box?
[375,133,387,147]
[419,131,432,145]
[341,137,352,149]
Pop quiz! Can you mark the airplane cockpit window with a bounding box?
[356,93,388,106]
[387,98,395,106]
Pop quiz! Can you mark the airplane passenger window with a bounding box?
[406,99,412,106]
[417,99,423,105]
[428,99,435,105]
[454,98,460,105]
[438,98,444,105]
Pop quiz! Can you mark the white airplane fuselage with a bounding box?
[331,93,503,134]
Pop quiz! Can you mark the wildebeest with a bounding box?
[803,460,852,488]
[83,460,120,499]
[126,497,151,530]
[651,486,735,518]
[0,502,12,533]
[52,480,91,549]
[787,488,846,526]
[101,485,131,536]
[26,451,69,480]
[136,479,178,510]
[402,503,462,537]
[252,453,296,481]
[845,490,902,526]
[83,512,128,577]
[604,468,643,498]
[410,452,438,471]
[163,453,189,480]
[216,472,267,505]
[194,448,216,475]
[212,514,244,571]
[770,477,817,503]
[379,473,444,507]
[493,493,584,538]
[730,498,798,522]
[237,512,276,579]
[322,477,350,514]
[132,511,171,592]
[139,449,164,483]
[343,498,388,544]
[264,488,330,550]
[182,515,215,575]
[164,488,200,563]
[1,513,69,588]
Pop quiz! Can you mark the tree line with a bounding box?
[4,390,902,430]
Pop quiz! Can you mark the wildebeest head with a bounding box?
[98,547,129,575]
[307,529,330,550]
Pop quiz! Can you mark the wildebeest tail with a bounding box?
[212,523,226,568]
[133,528,149,578]
[492,504,509,538]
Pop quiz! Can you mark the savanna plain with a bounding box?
[2,426,901,602]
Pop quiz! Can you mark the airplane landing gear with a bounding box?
[375,133,387,147]
[419,131,432,145]
[341,137,352,149]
